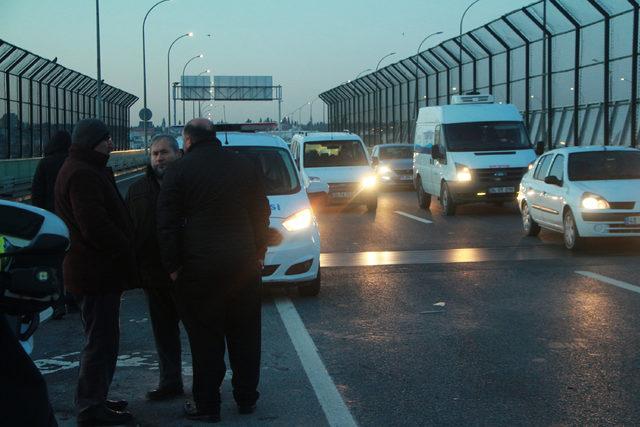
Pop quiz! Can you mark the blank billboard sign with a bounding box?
[213,76,274,100]
[180,75,211,100]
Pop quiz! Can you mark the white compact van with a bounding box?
[290,132,378,212]
[413,94,537,216]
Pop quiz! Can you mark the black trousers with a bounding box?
[0,315,58,427]
[75,292,122,413]
[176,273,261,412]
[145,287,182,389]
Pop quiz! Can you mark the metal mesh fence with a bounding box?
[0,39,138,159]
[319,0,639,149]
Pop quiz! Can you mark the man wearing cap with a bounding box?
[157,119,270,422]
[55,118,138,426]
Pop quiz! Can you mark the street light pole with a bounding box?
[415,31,443,119]
[197,69,211,117]
[95,0,102,120]
[143,0,170,150]
[355,68,372,80]
[459,0,481,94]
[167,32,192,127]
[375,52,396,145]
[181,54,203,125]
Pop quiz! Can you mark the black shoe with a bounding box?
[183,401,220,423]
[146,385,184,401]
[105,399,128,411]
[77,405,133,426]
[238,404,256,414]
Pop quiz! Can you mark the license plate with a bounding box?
[625,216,640,225]
[400,175,412,181]
[488,186,515,194]
[331,191,352,199]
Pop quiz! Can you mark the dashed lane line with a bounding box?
[274,297,358,427]
[394,210,433,224]
[576,271,640,295]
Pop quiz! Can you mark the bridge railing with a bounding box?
[320,0,640,150]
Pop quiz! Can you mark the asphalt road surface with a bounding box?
[33,174,640,426]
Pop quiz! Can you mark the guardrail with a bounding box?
[0,149,148,201]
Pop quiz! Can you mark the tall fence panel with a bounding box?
[320,0,640,149]
[0,39,138,159]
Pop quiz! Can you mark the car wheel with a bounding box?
[440,182,456,216]
[563,209,583,250]
[521,201,541,237]
[298,270,320,297]
[366,196,378,212]
[416,178,431,210]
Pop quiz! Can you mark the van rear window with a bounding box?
[304,140,368,167]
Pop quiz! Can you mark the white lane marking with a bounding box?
[394,211,433,224]
[274,297,358,427]
[116,172,145,183]
[576,271,640,295]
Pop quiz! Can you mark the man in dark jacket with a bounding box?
[157,119,270,423]
[32,130,71,211]
[54,118,138,426]
[125,134,184,401]
[31,130,74,319]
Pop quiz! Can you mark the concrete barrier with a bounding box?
[0,149,148,198]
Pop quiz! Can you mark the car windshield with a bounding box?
[568,151,640,181]
[230,146,300,195]
[379,146,413,160]
[443,121,531,152]
[304,140,369,167]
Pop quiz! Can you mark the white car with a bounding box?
[290,132,378,212]
[219,131,322,296]
[517,146,640,249]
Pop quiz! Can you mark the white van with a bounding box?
[218,131,322,296]
[290,132,378,212]
[413,94,537,216]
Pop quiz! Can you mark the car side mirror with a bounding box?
[431,145,441,159]
[535,141,545,156]
[544,176,562,186]
[371,157,379,167]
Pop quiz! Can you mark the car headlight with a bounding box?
[282,208,313,232]
[378,165,392,176]
[455,163,472,182]
[361,175,377,189]
[581,193,610,210]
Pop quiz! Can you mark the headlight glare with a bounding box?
[378,166,392,175]
[361,175,377,189]
[282,209,313,232]
[455,164,472,182]
[581,193,610,210]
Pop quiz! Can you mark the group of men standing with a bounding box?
[46,117,270,425]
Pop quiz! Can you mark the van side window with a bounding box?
[533,155,552,180]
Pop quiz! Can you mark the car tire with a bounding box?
[563,209,583,250]
[366,196,378,212]
[440,182,456,216]
[521,201,541,237]
[416,178,431,210]
[298,270,321,297]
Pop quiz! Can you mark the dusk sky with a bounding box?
[2,0,534,125]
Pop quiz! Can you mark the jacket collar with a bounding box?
[186,137,223,155]
[68,145,110,168]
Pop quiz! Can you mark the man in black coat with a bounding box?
[157,119,270,423]
[125,134,184,401]
[32,130,74,320]
[55,118,138,426]
[32,130,71,211]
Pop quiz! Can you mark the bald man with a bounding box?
[157,119,270,422]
